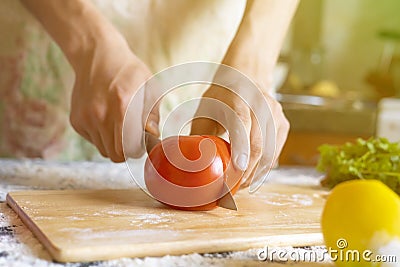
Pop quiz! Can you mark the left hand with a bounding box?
[189,0,297,189]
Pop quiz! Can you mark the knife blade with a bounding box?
[217,182,238,211]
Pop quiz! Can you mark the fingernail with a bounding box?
[235,153,248,171]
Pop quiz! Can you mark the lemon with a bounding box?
[321,179,400,266]
[309,80,340,98]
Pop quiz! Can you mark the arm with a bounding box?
[20,0,158,162]
[224,0,299,90]
[20,0,119,70]
[192,0,298,189]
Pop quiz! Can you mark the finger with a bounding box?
[100,132,124,163]
[190,117,220,135]
[251,104,290,183]
[70,113,108,157]
[240,111,263,189]
[260,92,290,163]
[114,122,124,160]
[145,100,160,137]
[228,99,252,172]
[80,130,92,143]
[240,160,259,189]
[74,126,92,144]
[123,102,146,158]
[140,69,162,137]
[97,116,125,162]
[248,94,290,192]
[89,130,108,158]
[274,107,290,159]
[190,96,225,136]
[69,112,93,143]
[120,67,147,158]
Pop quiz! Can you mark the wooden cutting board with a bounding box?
[6,183,329,262]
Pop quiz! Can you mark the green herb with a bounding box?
[316,137,400,195]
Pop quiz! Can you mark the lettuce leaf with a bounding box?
[316,137,400,194]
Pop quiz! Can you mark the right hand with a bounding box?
[19,0,160,161]
[69,33,159,162]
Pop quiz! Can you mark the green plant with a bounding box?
[317,137,400,194]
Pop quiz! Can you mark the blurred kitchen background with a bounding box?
[276,0,400,165]
[1,0,399,164]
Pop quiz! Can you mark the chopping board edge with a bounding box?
[3,190,326,263]
[51,233,324,263]
[6,192,64,261]
[5,185,327,263]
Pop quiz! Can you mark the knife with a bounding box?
[217,182,238,211]
[144,132,238,210]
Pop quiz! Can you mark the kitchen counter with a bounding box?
[0,159,333,267]
[278,96,377,165]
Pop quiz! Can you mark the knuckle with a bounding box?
[251,142,263,157]
[86,104,107,124]
[250,131,263,157]
[236,109,251,124]
[229,107,251,130]
[69,112,84,133]
[110,86,130,119]
[279,115,290,134]
[69,113,79,129]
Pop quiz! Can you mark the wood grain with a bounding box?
[6,183,329,262]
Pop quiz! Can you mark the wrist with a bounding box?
[66,25,128,71]
[56,5,127,71]
[222,44,273,92]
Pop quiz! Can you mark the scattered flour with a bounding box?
[0,159,329,266]
[258,192,314,207]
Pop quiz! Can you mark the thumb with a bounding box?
[143,78,162,137]
[145,101,160,137]
[123,85,146,158]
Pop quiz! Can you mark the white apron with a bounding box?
[0,0,245,160]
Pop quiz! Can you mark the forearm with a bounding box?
[223,0,299,91]
[20,0,124,70]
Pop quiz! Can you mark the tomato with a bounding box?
[144,135,242,210]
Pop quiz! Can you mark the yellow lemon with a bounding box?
[309,80,340,98]
[321,179,400,266]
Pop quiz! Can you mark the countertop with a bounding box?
[0,159,333,267]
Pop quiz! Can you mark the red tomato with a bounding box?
[144,135,242,210]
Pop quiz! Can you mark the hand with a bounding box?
[190,84,289,190]
[188,0,296,189]
[20,0,160,162]
[69,34,159,162]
